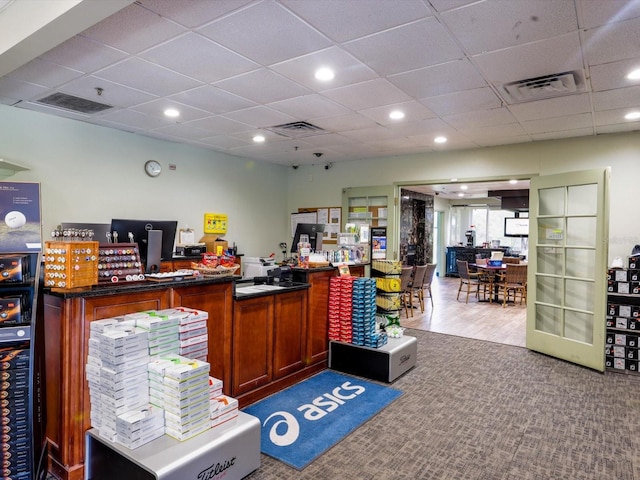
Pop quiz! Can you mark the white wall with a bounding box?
[0,105,289,258]
[2,104,639,264]
[287,132,640,263]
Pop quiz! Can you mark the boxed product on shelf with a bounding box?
[0,255,30,283]
[0,295,29,324]
[210,395,238,429]
[0,345,30,371]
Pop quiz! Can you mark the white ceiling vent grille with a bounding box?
[35,92,113,114]
[500,70,586,104]
[266,121,327,138]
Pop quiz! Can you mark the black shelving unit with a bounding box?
[0,252,44,479]
[370,260,402,328]
[606,267,640,374]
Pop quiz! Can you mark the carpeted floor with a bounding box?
[244,329,640,480]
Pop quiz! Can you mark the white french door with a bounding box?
[526,168,609,371]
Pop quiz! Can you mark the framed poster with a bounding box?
[0,182,41,253]
[204,213,228,235]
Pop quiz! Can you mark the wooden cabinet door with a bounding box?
[172,282,234,391]
[231,296,274,396]
[304,270,333,365]
[273,290,307,379]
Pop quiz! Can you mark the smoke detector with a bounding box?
[500,70,586,104]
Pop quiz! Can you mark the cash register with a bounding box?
[243,257,278,279]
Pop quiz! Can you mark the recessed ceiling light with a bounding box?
[389,110,405,120]
[509,179,518,184]
[458,193,465,197]
[315,67,335,81]
[164,108,180,118]
[624,111,640,120]
[450,178,458,182]
[253,135,266,143]
[434,136,447,144]
[460,185,468,190]
[627,68,640,80]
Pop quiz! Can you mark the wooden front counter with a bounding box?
[44,265,365,480]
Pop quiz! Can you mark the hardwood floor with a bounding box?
[400,274,527,347]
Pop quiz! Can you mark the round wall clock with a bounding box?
[144,160,162,177]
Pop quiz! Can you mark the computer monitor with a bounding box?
[109,219,178,262]
[504,217,529,237]
[291,223,325,253]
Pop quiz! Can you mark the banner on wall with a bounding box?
[0,182,42,253]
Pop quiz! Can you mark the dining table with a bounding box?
[472,263,507,303]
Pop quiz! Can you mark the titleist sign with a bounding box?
[197,457,236,480]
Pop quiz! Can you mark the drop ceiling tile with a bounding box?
[96,109,174,130]
[590,58,640,91]
[475,135,533,147]
[270,46,378,91]
[6,59,83,88]
[222,106,296,129]
[582,17,640,65]
[39,36,128,74]
[198,2,331,66]
[358,100,435,125]
[131,99,210,122]
[343,17,462,76]
[140,33,259,83]
[139,0,254,28]
[268,94,350,119]
[593,86,640,111]
[298,132,354,147]
[197,134,252,149]
[531,127,594,141]
[0,78,49,102]
[509,94,592,121]
[386,117,453,137]
[214,69,311,104]
[59,76,156,108]
[151,123,213,140]
[281,0,432,43]
[440,0,577,55]
[579,0,640,29]
[444,107,517,129]
[80,3,186,54]
[186,115,255,135]
[15,101,93,121]
[322,79,412,111]
[473,32,583,84]
[596,122,640,134]
[389,59,488,98]
[338,125,400,142]
[429,0,478,12]
[167,86,256,115]
[594,107,640,126]
[521,112,593,134]
[94,57,203,97]
[459,123,528,140]
[420,87,502,117]
[311,112,378,132]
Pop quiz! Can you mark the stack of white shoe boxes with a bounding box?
[158,308,209,361]
[148,354,211,441]
[86,319,152,443]
[128,311,180,358]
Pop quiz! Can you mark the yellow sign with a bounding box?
[204,213,228,235]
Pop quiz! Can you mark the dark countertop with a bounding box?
[44,274,238,299]
[233,280,309,300]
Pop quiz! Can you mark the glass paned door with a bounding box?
[526,169,609,371]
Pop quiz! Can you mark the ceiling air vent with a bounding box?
[500,70,585,104]
[35,92,113,114]
[266,121,327,139]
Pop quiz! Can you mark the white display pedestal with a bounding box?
[329,335,417,382]
[85,412,261,480]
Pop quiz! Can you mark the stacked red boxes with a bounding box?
[0,343,31,479]
[328,276,356,342]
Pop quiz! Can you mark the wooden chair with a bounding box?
[495,264,528,307]
[400,266,414,317]
[409,264,428,313]
[421,263,438,309]
[456,260,482,303]
[502,256,521,264]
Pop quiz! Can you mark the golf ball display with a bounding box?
[5,211,26,229]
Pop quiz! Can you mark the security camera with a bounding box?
[313,152,323,158]
[324,162,333,170]
[292,164,299,170]
[435,192,440,196]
